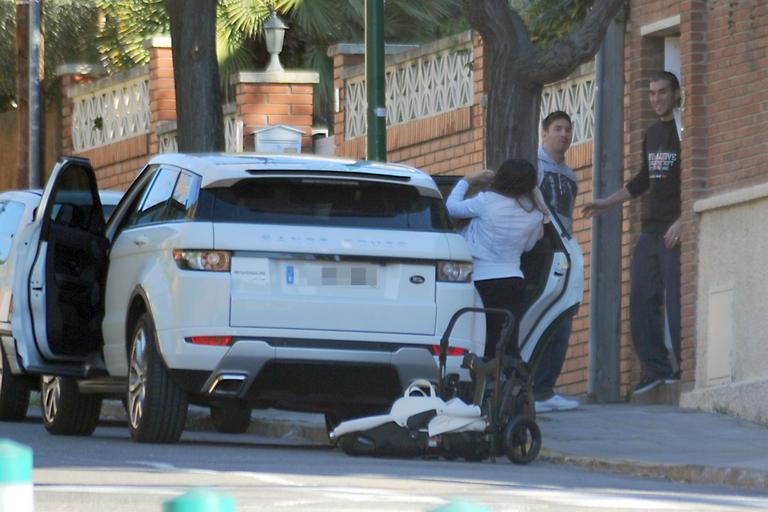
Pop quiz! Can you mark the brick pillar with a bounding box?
[232,71,319,152]
[471,32,487,169]
[328,45,365,157]
[678,1,709,387]
[143,36,176,156]
[56,63,105,157]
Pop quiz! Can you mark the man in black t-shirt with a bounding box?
[582,71,682,395]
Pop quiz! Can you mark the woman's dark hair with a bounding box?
[491,159,538,209]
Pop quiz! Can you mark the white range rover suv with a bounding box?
[2,154,493,442]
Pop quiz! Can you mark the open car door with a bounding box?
[518,213,583,364]
[433,174,583,364]
[11,157,107,375]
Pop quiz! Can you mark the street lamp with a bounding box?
[263,10,288,72]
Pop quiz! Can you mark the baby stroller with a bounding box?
[329,307,542,464]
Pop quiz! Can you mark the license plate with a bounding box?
[289,263,378,287]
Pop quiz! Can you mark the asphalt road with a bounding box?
[3,418,767,512]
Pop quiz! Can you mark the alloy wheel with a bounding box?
[128,326,148,430]
[41,375,61,423]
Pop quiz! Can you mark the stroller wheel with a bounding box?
[503,416,542,465]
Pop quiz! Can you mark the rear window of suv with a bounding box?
[206,178,452,232]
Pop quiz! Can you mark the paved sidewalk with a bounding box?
[537,403,768,491]
[92,400,768,491]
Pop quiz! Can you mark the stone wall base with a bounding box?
[680,378,768,427]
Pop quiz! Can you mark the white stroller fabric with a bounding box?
[331,380,486,439]
[427,398,485,437]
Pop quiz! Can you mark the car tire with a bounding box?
[210,405,251,434]
[40,376,101,436]
[127,311,188,443]
[0,347,31,421]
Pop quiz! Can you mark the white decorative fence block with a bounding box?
[155,108,243,154]
[224,110,244,153]
[71,75,150,152]
[345,80,367,141]
[345,44,473,139]
[541,73,596,145]
[157,126,178,154]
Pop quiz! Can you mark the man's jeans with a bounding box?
[630,233,682,378]
[533,314,574,401]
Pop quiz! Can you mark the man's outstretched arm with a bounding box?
[582,187,632,218]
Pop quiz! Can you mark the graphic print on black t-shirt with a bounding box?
[625,119,681,234]
[648,151,678,180]
[540,171,577,219]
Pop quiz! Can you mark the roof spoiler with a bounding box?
[244,169,411,182]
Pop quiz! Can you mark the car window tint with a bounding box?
[211,178,452,232]
[48,163,103,234]
[132,167,179,226]
[165,171,201,221]
[0,201,26,264]
[113,167,159,235]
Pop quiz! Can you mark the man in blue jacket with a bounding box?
[534,110,580,413]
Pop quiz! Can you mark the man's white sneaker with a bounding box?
[535,394,579,413]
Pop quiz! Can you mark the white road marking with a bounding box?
[188,469,302,487]
[35,485,177,497]
[487,487,766,510]
[316,486,444,504]
[125,460,177,470]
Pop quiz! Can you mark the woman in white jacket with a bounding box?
[446,159,545,359]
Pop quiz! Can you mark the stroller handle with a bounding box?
[438,307,515,393]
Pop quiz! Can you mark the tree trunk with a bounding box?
[16,1,29,188]
[484,53,543,170]
[165,0,224,152]
[462,0,625,170]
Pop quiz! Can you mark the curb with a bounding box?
[97,402,768,491]
[196,414,329,445]
[99,401,330,445]
[539,449,768,491]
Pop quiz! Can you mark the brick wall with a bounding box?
[677,2,710,390]
[558,142,594,396]
[334,34,485,176]
[701,1,766,194]
[623,0,767,396]
[147,39,176,156]
[60,66,148,191]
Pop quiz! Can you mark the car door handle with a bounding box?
[133,235,149,246]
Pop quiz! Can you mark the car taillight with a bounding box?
[173,250,231,272]
[430,345,467,357]
[189,336,233,346]
[436,261,472,282]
